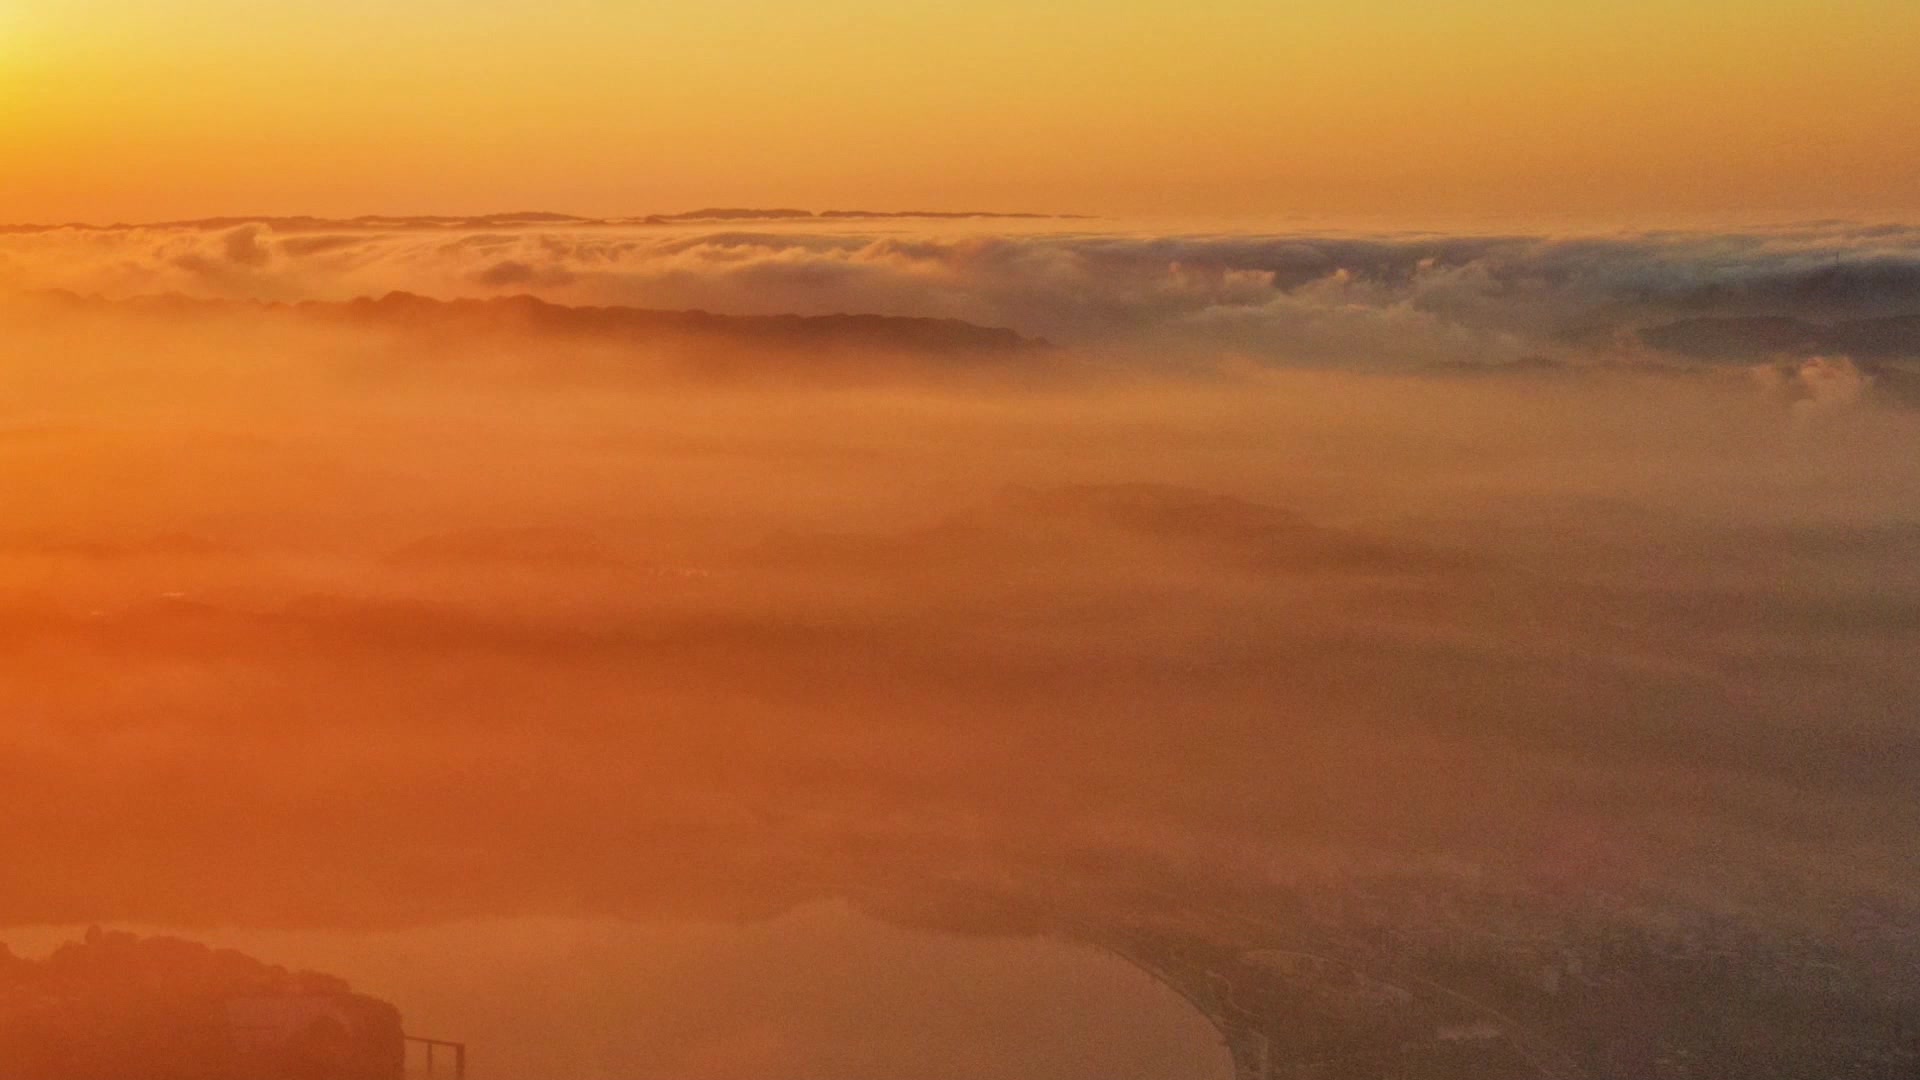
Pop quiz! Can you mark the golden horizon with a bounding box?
[3,0,1917,224]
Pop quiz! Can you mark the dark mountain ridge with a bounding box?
[1639,314,1920,361]
[27,288,1048,357]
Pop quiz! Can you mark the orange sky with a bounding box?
[3,0,1919,223]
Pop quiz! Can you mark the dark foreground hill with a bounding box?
[0,929,403,1080]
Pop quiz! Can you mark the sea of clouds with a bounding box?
[4,218,1918,376]
[0,216,1916,963]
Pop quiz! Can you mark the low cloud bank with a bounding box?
[4,220,1918,375]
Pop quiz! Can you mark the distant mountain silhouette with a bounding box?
[0,589,829,661]
[817,209,1076,220]
[35,289,1047,361]
[0,531,230,561]
[1639,314,1920,360]
[386,526,619,568]
[326,291,1041,352]
[641,207,814,222]
[760,483,1459,575]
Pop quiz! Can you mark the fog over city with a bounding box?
[3,214,1919,1080]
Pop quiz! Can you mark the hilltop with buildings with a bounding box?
[0,929,404,1080]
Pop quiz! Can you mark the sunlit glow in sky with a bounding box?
[2,0,1916,223]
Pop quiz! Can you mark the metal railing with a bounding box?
[405,1035,468,1079]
